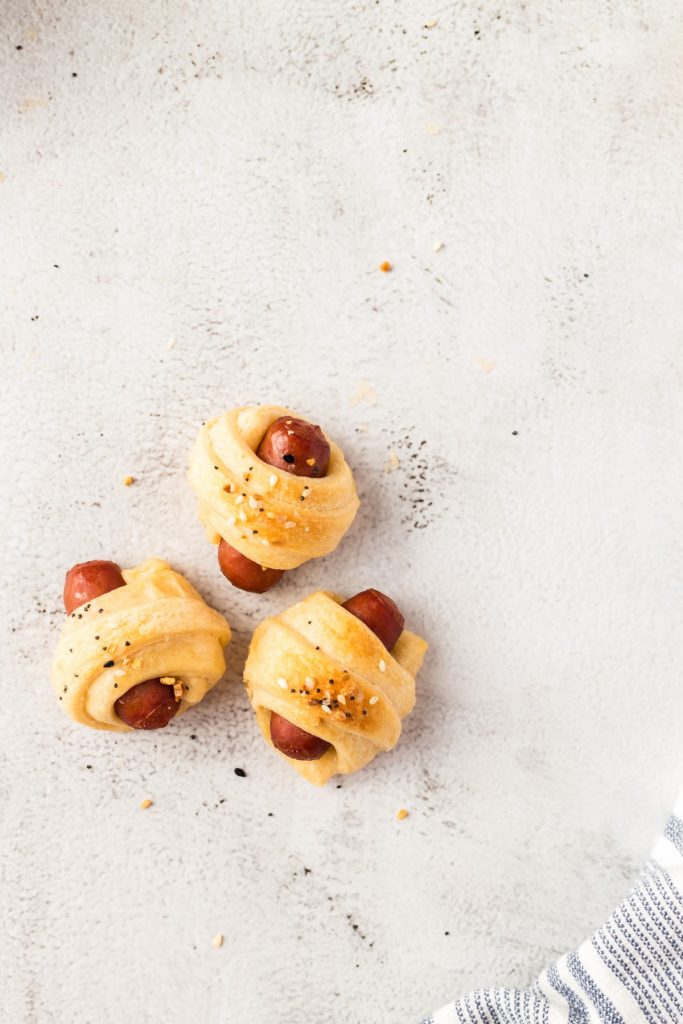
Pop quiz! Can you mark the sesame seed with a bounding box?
[248,496,258,509]
[322,704,331,714]
[114,669,125,678]
[266,511,275,519]
[305,676,315,687]
[369,696,379,705]
[278,678,288,689]
[235,495,244,504]
[238,511,247,521]
[261,538,270,545]
[284,521,296,529]
[227,516,236,526]
[269,474,277,486]
[212,933,224,948]
[379,659,386,672]
[338,694,346,705]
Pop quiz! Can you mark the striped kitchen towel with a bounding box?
[421,795,683,1024]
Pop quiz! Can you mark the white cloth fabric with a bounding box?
[421,797,683,1024]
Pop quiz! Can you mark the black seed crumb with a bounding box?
[125,640,130,646]
[268,812,273,817]
[94,635,99,640]
[349,695,355,701]
[113,683,118,688]
[304,867,311,875]
[98,608,103,613]
[234,767,246,778]
[103,659,114,667]
[315,645,320,650]
[336,784,342,789]
[86,765,92,769]
[16,44,22,50]
[213,465,218,470]
[72,71,77,77]
[512,430,518,436]
[283,453,295,463]
[362,709,367,715]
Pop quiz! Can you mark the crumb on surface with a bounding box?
[350,381,377,407]
[379,260,392,272]
[123,475,135,486]
[384,451,400,473]
[433,240,444,252]
[140,799,153,810]
[424,18,438,28]
[212,933,224,948]
[474,356,497,374]
[397,808,409,820]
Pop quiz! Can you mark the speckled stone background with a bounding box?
[3,2,683,1022]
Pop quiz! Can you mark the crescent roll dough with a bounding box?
[187,405,359,570]
[244,591,428,785]
[52,557,231,731]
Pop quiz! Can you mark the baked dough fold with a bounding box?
[52,557,231,731]
[244,590,428,785]
[187,405,359,570]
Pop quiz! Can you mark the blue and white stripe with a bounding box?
[420,802,683,1024]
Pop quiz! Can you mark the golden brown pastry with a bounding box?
[52,557,231,731]
[187,404,359,592]
[244,588,428,785]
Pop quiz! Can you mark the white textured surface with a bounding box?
[2,2,683,1022]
